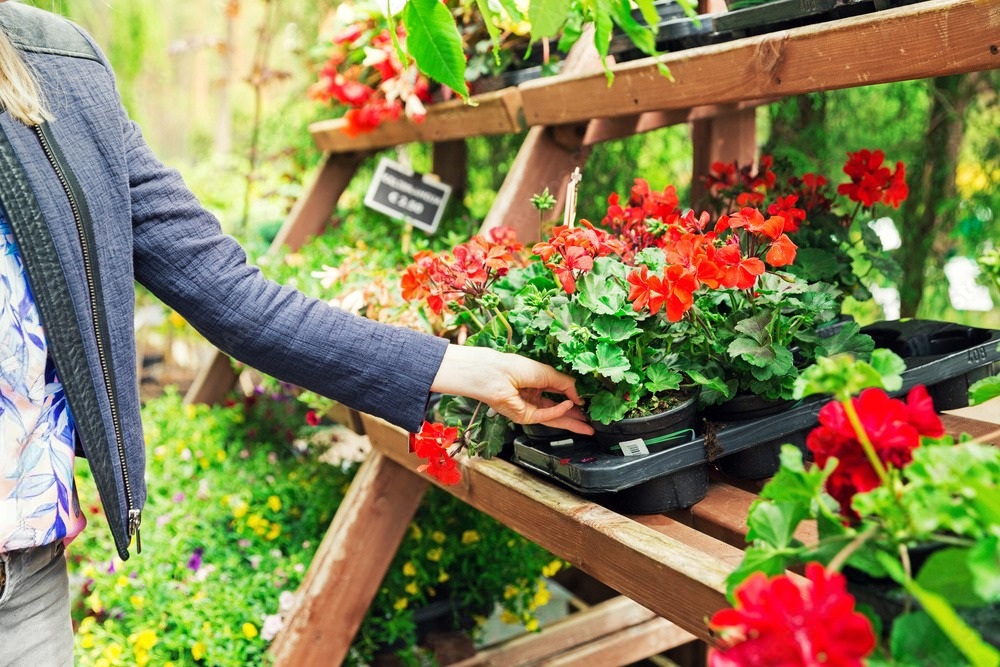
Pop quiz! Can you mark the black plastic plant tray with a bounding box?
[511,319,1000,513]
[712,0,929,39]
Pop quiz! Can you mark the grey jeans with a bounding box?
[0,541,74,666]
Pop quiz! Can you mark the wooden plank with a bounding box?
[452,597,660,667]
[185,151,366,405]
[325,402,366,435]
[537,617,694,667]
[361,415,735,643]
[665,479,818,550]
[941,413,1000,443]
[519,0,1000,126]
[271,452,429,666]
[309,88,526,153]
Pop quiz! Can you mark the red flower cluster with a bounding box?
[837,149,909,209]
[602,178,681,255]
[410,421,461,485]
[401,227,524,314]
[532,220,626,294]
[705,155,777,204]
[788,173,834,215]
[709,563,876,667]
[807,385,944,518]
[310,19,433,136]
[766,195,806,234]
[626,206,799,319]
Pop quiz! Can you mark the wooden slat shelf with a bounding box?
[518,0,1000,126]
[309,88,526,153]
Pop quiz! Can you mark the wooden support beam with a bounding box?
[452,597,663,667]
[433,140,469,201]
[361,416,735,643]
[185,151,367,405]
[270,452,430,666]
[690,106,758,209]
[581,99,774,146]
[941,413,1000,443]
[519,0,1000,126]
[479,125,591,242]
[538,617,694,667]
[310,88,525,154]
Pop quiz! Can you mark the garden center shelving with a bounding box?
[183,0,1000,663]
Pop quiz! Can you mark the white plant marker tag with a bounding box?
[618,438,650,457]
[549,439,575,447]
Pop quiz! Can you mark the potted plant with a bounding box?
[702,150,909,305]
[719,351,1000,665]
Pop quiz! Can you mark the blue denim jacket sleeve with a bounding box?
[125,116,448,432]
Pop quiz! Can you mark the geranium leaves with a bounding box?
[588,388,632,424]
[644,363,682,394]
[401,0,469,101]
[969,374,1000,406]
[592,314,640,342]
[794,349,905,401]
[577,271,627,315]
[528,0,571,37]
[571,342,638,385]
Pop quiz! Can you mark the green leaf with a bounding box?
[528,0,571,37]
[878,551,1000,667]
[734,312,773,344]
[633,0,660,29]
[645,363,683,394]
[969,536,1000,603]
[402,0,469,101]
[725,546,796,599]
[595,342,632,383]
[970,375,1000,406]
[759,445,831,506]
[384,4,409,66]
[577,272,626,315]
[728,337,773,365]
[474,0,504,66]
[818,322,875,360]
[891,612,970,667]
[592,315,640,342]
[556,11,584,52]
[495,0,525,22]
[686,369,731,399]
[747,501,808,550]
[916,548,989,608]
[588,389,631,424]
[870,348,906,392]
[590,0,615,84]
[790,248,841,281]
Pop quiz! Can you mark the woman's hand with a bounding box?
[431,345,594,435]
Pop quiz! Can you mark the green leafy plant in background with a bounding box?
[725,352,1000,666]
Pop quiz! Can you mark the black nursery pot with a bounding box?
[591,397,698,455]
[520,422,580,446]
[706,393,798,480]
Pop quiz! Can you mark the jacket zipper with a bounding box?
[32,124,141,554]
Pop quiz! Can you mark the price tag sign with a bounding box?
[363,157,452,234]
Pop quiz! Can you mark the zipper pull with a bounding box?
[128,509,142,554]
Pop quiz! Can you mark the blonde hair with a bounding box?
[0,24,48,125]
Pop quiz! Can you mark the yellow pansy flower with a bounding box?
[102,643,123,660]
[130,594,145,609]
[80,634,95,649]
[394,598,409,611]
[503,585,518,600]
[438,570,449,583]
[266,524,282,541]
[426,548,442,562]
[242,622,259,639]
[191,641,207,660]
[133,629,157,651]
[500,610,519,625]
[232,501,249,519]
[116,576,129,588]
[79,616,96,633]
[542,559,563,578]
[431,531,446,544]
[215,450,226,462]
[460,530,480,545]
[402,562,417,577]
[95,659,110,667]
[267,495,282,512]
[405,582,419,595]
[409,524,423,540]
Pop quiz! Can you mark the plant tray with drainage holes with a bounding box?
[511,319,1000,514]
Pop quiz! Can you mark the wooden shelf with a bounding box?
[309,87,526,153]
[517,0,999,125]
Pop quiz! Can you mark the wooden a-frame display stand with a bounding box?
[182,1,1000,664]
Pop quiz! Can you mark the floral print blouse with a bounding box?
[0,211,85,552]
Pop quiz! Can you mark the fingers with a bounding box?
[523,399,580,426]
[512,356,584,406]
[541,413,595,435]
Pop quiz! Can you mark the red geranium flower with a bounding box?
[767,195,806,234]
[716,244,765,290]
[765,233,797,268]
[807,386,943,518]
[305,410,321,427]
[411,421,463,486]
[709,563,876,667]
[883,162,909,209]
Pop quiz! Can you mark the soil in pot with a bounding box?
[591,395,698,455]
